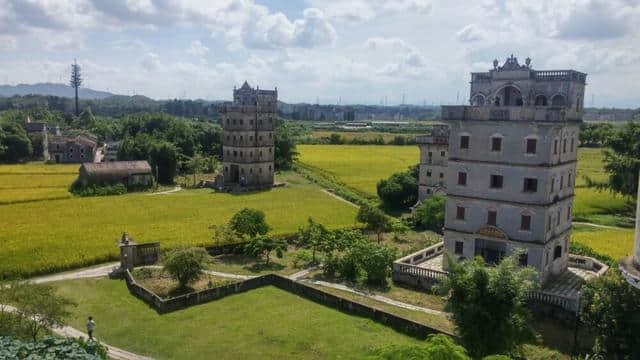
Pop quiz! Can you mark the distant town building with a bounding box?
[619,171,640,289]
[416,125,449,201]
[78,161,153,188]
[441,55,586,283]
[221,82,276,188]
[343,110,355,121]
[103,141,120,162]
[48,134,98,163]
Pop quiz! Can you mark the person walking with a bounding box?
[86,316,96,341]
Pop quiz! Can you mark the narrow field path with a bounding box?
[147,186,182,196]
[30,263,120,284]
[302,279,447,316]
[573,221,632,230]
[2,305,154,360]
[321,189,359,208]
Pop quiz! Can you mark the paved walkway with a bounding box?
[147,186,182,196]
[542,267,597,299]
[302,279,446,316]
[288,267,318,280]
[29,263,120,284]
[2,305,153,360]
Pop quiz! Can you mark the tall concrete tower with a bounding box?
[441,55,586,283]
[620,171,640,289]
[221,82,277,189]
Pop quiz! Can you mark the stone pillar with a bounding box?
[120,245,135,271]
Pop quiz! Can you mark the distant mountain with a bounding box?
[0,83,116,100]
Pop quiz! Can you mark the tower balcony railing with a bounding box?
[441,105,581,122]
[416,135,449,145]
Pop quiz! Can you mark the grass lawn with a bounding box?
[297,145,419,197]
[0,167,358,278]
[53,278,421,359]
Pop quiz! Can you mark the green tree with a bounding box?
[297,217,332,263]
[12,283,76,341]
[371,334,470,360]
[75,107,96,129]
[580,269,640,359]
[356,205,390,242]
[437,253,538,358]
[229,208,270,239]
[602,122,640,196]
[244,235,287,264]
[163,247,208,289]
[149,141,178,184]
[210,224,241,246]
[377,170,418,209]
[0,122,32,163]
[274,119,298,170]
[328,133,343,144]
[358,241,397,285]
[413,195,445,232]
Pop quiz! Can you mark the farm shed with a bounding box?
[78,161,153,187]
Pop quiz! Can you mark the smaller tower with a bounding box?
[416,125,449,201]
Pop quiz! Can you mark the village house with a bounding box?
[77,161,153,188]
[48,134,98,163]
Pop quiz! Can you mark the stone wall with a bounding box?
[124,271,450,339]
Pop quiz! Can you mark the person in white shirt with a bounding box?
[86,316,96,340]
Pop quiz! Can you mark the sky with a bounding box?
[1,0,639,107]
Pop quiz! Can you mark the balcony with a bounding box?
[441,105,581,122]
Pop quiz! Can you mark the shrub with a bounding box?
[371,334,469,360]
[356,205,390,242]
[0,336,107,359]
[323,254,341,278]
[358,242,397,286]
[69,180,128,197]
[413,195,445,232]
[210,224,242,246]
[163,247,208,289]
[292,249,313,269]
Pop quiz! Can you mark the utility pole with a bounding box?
[69,59,82,117]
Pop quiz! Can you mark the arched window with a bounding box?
[496,86,523,106]
[553,245,562,259]
[551,94,566,106]
[471,94,485,106]
[535,95,548,106]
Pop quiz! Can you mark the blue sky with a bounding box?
[1,0,639,107]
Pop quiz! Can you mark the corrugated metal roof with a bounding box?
[81,161,152,176]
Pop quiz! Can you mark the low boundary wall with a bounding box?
[124,270,450,339]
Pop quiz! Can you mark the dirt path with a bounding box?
[3,305,154,360]
[288,267,318,280]
[573,221,632,230]
[321,189,359,208]
[147,186,182,196]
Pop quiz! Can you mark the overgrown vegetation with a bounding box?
[412,194,445,232]
[377,165,418,209]
[0,336,107,359]
[69,181,128,197]
[580,268,640,359]
[437,253,539,358]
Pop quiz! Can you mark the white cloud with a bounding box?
[140,52,160,71]
[186,40,209,56]
[457,24,486,43]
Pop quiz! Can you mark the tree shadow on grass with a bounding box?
[214,254,285,274]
